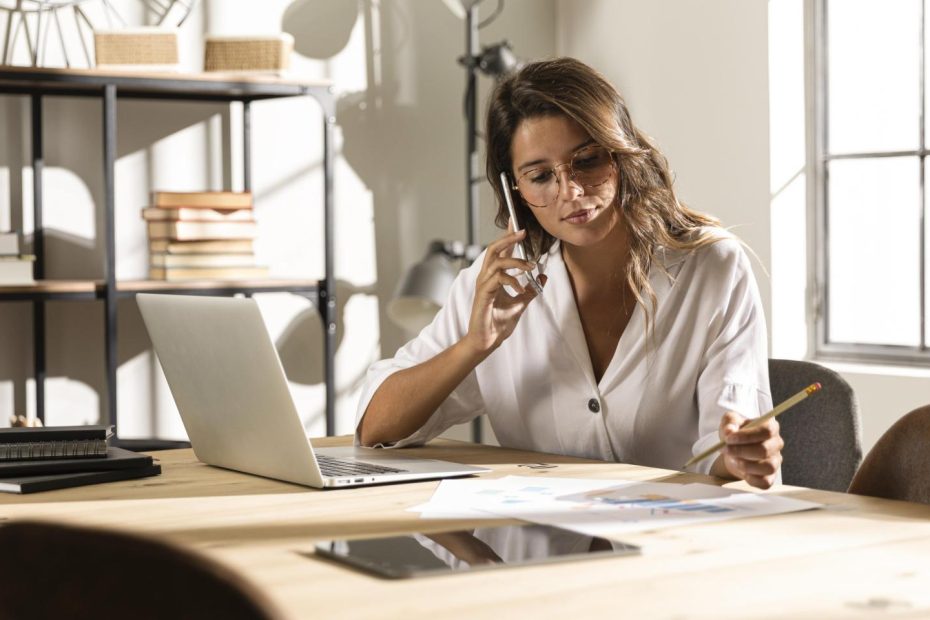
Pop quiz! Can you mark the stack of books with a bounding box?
[145,191,268,281]
[0,231,36,285]
[0,425,161,494]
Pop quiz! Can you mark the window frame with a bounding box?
[810,0,930,365]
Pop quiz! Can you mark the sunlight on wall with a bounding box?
[768,0,808,360]
[28,168,96,240]
[34,378,99,427]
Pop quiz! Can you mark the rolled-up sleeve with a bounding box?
[691,241,774,476]
[354,258,487,448]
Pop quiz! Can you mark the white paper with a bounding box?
[408,476,624,519]
[412,476,822,539]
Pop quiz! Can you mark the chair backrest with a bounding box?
[768,358,863,492]
[848,404,930,504]
[0,520,281,620]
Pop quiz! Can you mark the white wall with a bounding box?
[556,0,773,328]
[0,0,556,441]
[557,0,930,453]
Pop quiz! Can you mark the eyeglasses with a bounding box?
[514,145,616,208]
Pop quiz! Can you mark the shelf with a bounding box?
[116,279,320,297]
[0,279,101,301]
[0,66,333,102]
[0,279,320,300]
[2,68,337,435]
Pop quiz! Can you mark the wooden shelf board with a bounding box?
[0,279,101,295]
[0,65,331,87]
[0,66,332,100]
[117,279,321,293]
[0,279,321,299]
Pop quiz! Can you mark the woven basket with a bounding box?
[204,34,294,72]
[94,28,179,67]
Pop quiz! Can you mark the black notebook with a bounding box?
[0,447,153,477]
[0,464,162,494]
[0,425,114,461]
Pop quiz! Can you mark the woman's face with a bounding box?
[510,114,621,250]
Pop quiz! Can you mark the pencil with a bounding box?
[683,382,822,469]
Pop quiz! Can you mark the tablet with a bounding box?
[312,523,640,579]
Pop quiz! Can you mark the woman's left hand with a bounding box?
[711,412,784,489]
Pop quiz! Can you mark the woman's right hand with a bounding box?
[359,229,544,447]
[464,229,545,357]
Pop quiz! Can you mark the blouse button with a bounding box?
[587,398,601,413]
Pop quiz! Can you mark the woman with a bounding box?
[357,57,782,489]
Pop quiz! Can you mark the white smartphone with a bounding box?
[499,171,543,295]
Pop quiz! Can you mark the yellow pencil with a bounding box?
[683,382,823,469]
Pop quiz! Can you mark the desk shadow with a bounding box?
[169,516,517,549]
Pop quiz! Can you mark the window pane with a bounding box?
[827,0,920,154]
[827,157,921,346]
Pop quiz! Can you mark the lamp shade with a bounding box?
[441,0,483,20]
[477,42,521,77]
[387,242,459,333]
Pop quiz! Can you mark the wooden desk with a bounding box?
[2,437,930,619]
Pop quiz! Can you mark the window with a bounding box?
[814,0,929,363]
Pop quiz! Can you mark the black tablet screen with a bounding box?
[313,523,640,578]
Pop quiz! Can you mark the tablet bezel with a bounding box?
[311,523,641,579]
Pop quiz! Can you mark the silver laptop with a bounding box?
[136,293,488,489]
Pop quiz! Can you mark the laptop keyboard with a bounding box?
[316,454,408,478]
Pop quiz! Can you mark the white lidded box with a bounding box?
[0,231,20,256]
[0,255,35,286]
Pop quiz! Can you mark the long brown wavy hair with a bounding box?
[486,57,721,332]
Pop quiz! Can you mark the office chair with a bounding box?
[0,520,281,620]
[768,359,863,492]
[847,404,930,504]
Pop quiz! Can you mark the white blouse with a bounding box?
[355,231,773,475]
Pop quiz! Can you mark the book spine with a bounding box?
[0,451,152,477]
[142,207,253,222]
[147,221,258,240]
[0,439,108,461]
[152,191,253,209]
[0,426,109,442]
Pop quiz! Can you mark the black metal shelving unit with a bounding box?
[0,66,337,444]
